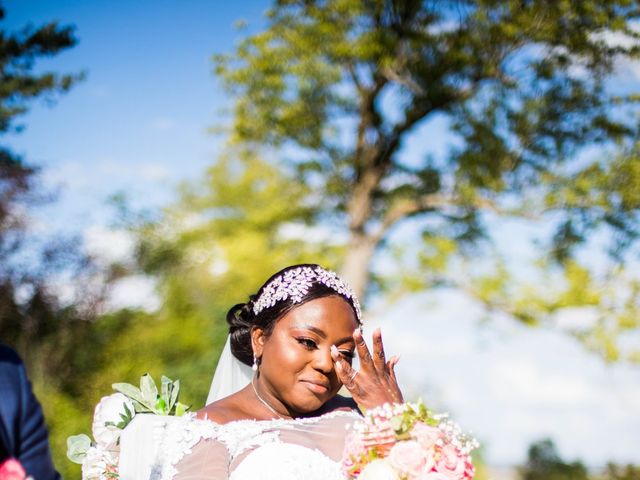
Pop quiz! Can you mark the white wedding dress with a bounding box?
[117,337,360,479]
[118,409,359,479]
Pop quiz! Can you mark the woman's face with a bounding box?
[252,295,358,416]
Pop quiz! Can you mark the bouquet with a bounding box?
[342,402,478,480]
[67,374,189,479]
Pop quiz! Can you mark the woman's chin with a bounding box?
[288,387,338,416]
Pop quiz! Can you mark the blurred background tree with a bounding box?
[519,439,589,480]
[518,439,640,480]
[0,4,102,476]
[203,0,640,362]
[0,4,87,364]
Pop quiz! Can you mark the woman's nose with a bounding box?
[312,346,334,373]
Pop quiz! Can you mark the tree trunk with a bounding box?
[340,232,376,303]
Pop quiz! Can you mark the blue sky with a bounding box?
[4,0,640,469]
[4,0,267,226]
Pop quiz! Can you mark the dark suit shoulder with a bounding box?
[0,344,22,367]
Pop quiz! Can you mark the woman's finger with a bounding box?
[331,345,358,389]
[387,355,399,383]
[353,328,374,372]
[371,328,386,372]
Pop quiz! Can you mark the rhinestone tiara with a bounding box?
[252,265,362,323]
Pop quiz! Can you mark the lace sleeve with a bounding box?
[172,437,229,479]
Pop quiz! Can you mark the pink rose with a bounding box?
[421,473,451,480]
[0,458,27,480]
[411,422,443,449]
[434,445,467,480]
[463,457,475,480]
[389,440,430,479]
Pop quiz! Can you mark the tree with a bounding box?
[518,439,589,480]
[210,0,640,361]
[603,463,640,480]
[0,5,88,364]
[132,151,344,365]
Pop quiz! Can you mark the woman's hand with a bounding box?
[330,328,403,410]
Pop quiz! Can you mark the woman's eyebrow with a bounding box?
[293,325,326,338]
[292,325,355,345]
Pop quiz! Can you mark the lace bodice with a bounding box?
[158,410,359,480]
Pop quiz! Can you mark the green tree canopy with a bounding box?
[519,439,589,480]
[204,0,640,361]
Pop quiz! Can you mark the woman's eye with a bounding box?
[339,350,355,360]
[297,338,317,350]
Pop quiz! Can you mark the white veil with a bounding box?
[206,335,254,404]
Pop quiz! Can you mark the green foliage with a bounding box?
[66,434,91,465]
[519,439,589,480]
[0,7,82,135]
[135,150,343,320]
[601,463,640,480]
[113,373,189,416]
[0,4,87,368]
[35,382,87,479]
[210,0,640,360]
[518,439,640,480]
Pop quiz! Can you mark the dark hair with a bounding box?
[227,264,360,366]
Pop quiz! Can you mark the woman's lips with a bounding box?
[300,380,329,394]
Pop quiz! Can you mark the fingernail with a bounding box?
[374,327,381,335]
[330,345,339,358]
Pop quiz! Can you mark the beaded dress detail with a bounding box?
[153,410,360,480]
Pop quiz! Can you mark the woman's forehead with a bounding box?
[278,296,358,333]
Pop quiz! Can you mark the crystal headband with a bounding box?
[252,265,362,323]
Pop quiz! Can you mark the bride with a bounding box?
[133,264,403,479]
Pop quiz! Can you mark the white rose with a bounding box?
[92,393,135,449]
[358,459,399,480]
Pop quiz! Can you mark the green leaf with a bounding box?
[66,433,91,464]
[174,401,189,417]
[130,398,154,414]
[140,373,159,407]
[169,379,180,410]
[161,375,172,406]
[116,403,135,429]
[389,416,403,432]
[155,397,167,415]
[112,382,145,405]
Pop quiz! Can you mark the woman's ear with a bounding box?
[250,326,266,359]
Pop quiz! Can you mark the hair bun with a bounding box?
[226,298,256,367]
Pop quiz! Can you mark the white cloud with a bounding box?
[84,226,136,265]
[105,274,160,312]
